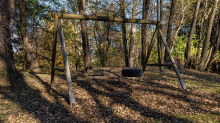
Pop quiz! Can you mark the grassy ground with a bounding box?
[0,67,219,123]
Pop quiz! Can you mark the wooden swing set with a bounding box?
[50,12,187,107]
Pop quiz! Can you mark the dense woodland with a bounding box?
[0,0,220,75]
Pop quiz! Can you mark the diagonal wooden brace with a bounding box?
[159,29,187,90]
[51,13,59,87]
[139,22,160,81]
[58,19,76,107]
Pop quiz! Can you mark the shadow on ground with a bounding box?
[0,71,81,122]
[57,73,192,122]
[1,68,219,122]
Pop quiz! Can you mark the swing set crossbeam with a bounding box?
[51,13,161,24]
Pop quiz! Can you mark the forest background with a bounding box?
[0,0,220,76]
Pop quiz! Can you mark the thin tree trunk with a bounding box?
[129,0,138,68]
[170,25,183,52]
[185,0,201,68]
[0,0,16,76]
[18,2,41,73]
[134,42,139,67]
[77,0,92,72]
[160,0,164,71]
[97,22,104,67]
[206,10,220,71]
[141,0,151,66]
[204,46,213,67]
[120,0,129,67]
[157,0,161,71]
[195,0,208,70]
[164,0,176,63]
[8,0,15,35]
[73,2,80,71]
[9,0,15,63]
[105,22,111,67]
[199,0,218,71]
[195,38,203,69]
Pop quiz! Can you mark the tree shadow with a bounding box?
[57,74,192,122]
[158,68,220,94]
[29,72,70,103]
[0,71,81,122]
[180,69,220,83]
[215,91,220,111]
[146,68,220,118]
[134,78,220,117]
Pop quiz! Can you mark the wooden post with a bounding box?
[51,13,58,87]
[139,22,160,81]
[58,19,76,107]
[159,29,187,90]
[142,22,161,73]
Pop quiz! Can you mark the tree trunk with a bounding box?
[170,25,183,52]
[18,2,41,73]
[70,1,80,71]
[157,0,161,71]
[164,0,176,63]
[199,0,218,71]
[105,22,111,67]
[77,0,92,72]
[141,0,151,66]
[195,37,203,69]
[195,0,208,70]
[185,0,201,68]
[204,46,213,67]
[160,0,164,71]
[8,0,15,35]
[206,10,220,71]
[0,0,16,76]
[120,0,129,67]
[129,0,138,68]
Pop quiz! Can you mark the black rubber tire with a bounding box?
[122,68,143,77]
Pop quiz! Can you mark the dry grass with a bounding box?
[0,67,219,122]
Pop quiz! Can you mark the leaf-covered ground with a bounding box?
[0,67,219,122]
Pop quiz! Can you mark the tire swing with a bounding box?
[121,51,143,77]
[122,68,143,77]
